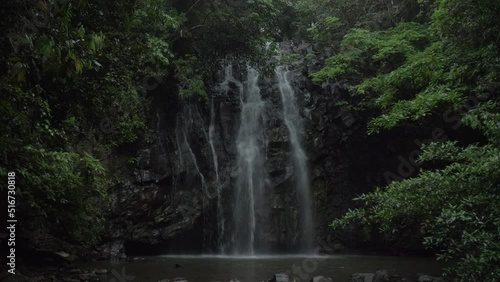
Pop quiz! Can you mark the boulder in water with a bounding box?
[61,278,80,282]
[78,272,99,281]
[373,270,390,282]
[269,273,290,282]
[416,274,446,282]
[350,273,374,282]
[388,276,413,282]
[97,240,126,260]
[94,269,108,275]
[311,276,333,282]
[69,269,82,274]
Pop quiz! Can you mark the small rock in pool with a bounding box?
[373,270,390,282]
[311,276,333,282]
[417,274,445,282]
[350,273,374,282]
[78,273,99,282]
[69,268,82,274]
[62,278,80,282]
[269,273,289,282]
[94,269,108,274]
[389,276,413,282]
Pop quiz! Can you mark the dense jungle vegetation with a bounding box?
[1,0,498,280]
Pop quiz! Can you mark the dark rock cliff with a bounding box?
[101,42,405,257]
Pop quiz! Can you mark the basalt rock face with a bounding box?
[104,41,397,256]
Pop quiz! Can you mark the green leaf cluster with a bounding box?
[318,0,500,279]
[0,0,181,245]
[0,0,292,246]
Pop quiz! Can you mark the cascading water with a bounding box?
[232,65,268,255]
[208,96,225,252]
[173,64,312,254]
[175,106,208,197]
[208,98,219,183]
[276,66,315,251]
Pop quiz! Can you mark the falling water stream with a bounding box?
[173,64,315,255]
[276,66,314,251]
[175,107,208,197]
[233,65,268,255]
[208,97,219,183]
[78,64,444,281]
[226,64,314,254]
[208,96,225,252]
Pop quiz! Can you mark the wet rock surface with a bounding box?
[269,273,290,282]
[311,276,334,282]
[348,271,452,282]
[101,41,417,254]
[373,270,390,282]
[350,273,375,282]
[416,274,447,282]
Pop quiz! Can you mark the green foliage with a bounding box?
[170,0,284,69]
[368,84,462,133]
[293,0,423,45]
[332,142,500,280]
[311,22,432,82]
[0,0,290,247]
[323,0,500,280]
[307,16,342,43]
[0,0,181,245]
[282,54,301,64]
[432,0,500,49]
[174,56,207,99]
[19,147,108,244]
[461,102,500,145]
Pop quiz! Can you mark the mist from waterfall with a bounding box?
[276,66,315,252]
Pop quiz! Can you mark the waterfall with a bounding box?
[175,106,209,197]
[219,65,246,253]
[276,66,315,251]
[232,65,268,255]
[180,64,312,254]
[208,97,219,183]
[208,96,225,253]
[174,117,185,170]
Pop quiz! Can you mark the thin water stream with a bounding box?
[276,66,314,251]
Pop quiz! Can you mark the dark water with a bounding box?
[79,255,444,282]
